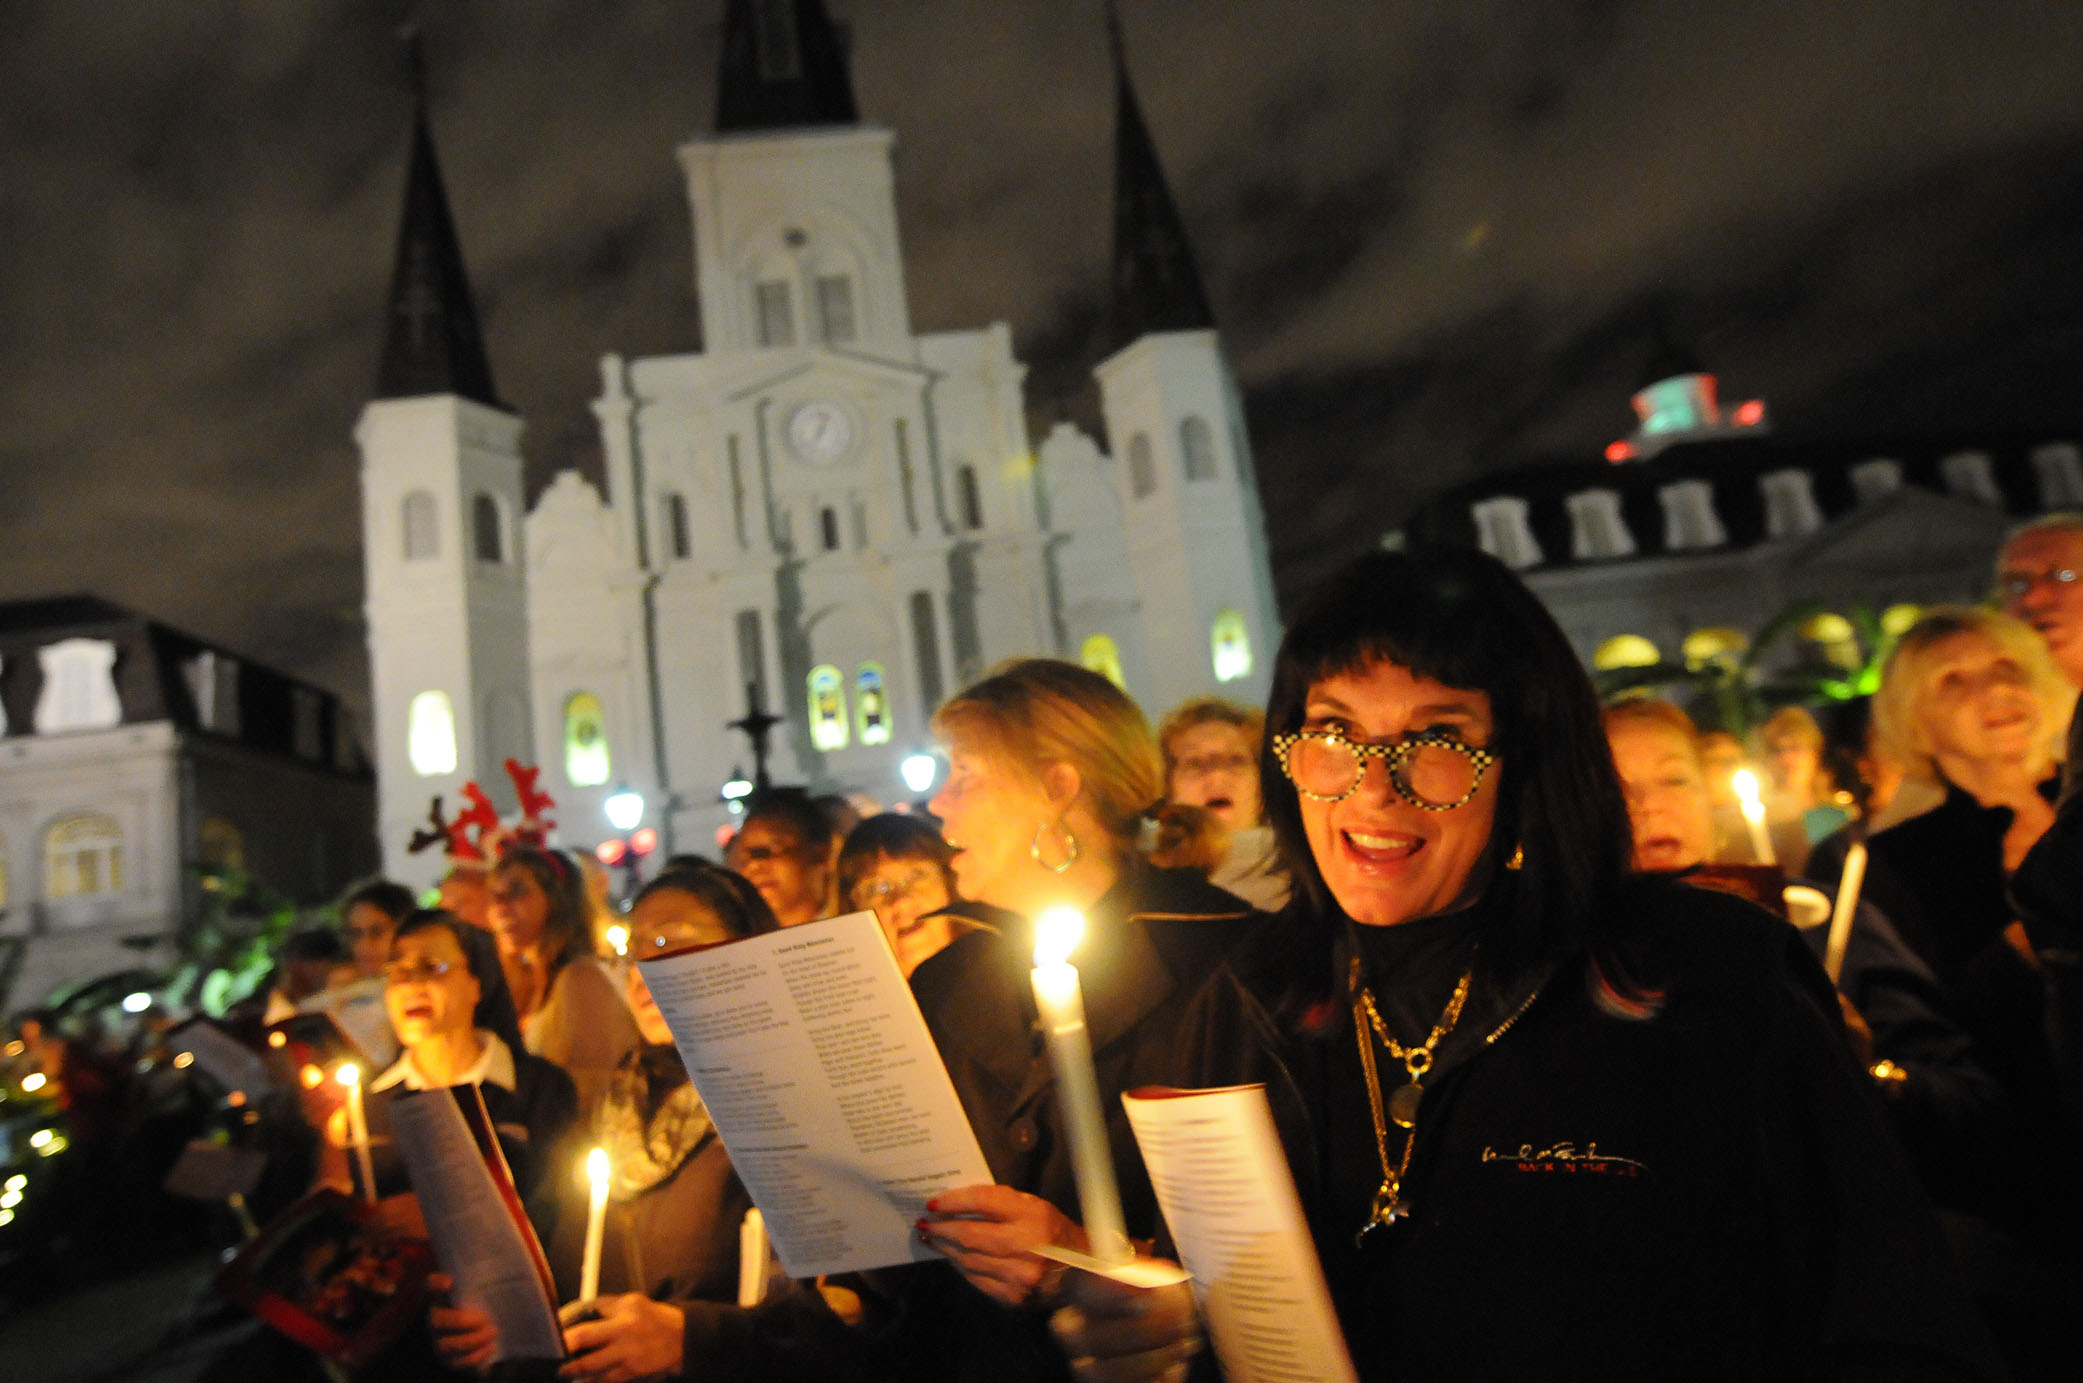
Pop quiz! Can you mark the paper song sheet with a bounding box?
[388,1086,563,1363]
[639,910,992,1278]
[1124,1085,1357,1383]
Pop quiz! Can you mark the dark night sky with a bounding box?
[4,1,2081,731]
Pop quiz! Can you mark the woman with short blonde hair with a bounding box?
[1872,605,2070,790]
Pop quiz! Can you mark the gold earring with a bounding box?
[1505,843,1524,871]
[1030,820,1081,874]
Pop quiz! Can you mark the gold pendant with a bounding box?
[1387,1082,1423,1129]
[1356,1178,1409,1247]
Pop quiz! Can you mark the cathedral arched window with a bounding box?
[664,493,691,560]
[407,690,458,777]
[808,665,849,751]
[821,507,842,551]
[473,493,504,563]
[957,466,984,531]
[1081,634,1126,690]
[403,490,439,560]
[855,663,892,746]
[564,693,611,787]
[1179,416,1218,482]
[1128,434,1156,499]
[1211,610,1252,683]
[44,812,123,900]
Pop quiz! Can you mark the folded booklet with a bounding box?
[1123,1085,1357,1383]
[388,1084,563,1364]
[638,909,993,1278]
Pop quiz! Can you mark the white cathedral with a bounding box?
[358,1,1279,886]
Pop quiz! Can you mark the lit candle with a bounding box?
[1823,839,1868,985]
[1732,768,1777,868]
[737,1207,769,1307]
[337,1064,377,1204]
[580,1146,610,1302]
[1029,907,1131,1266]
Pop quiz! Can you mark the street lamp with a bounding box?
[600,783,653,898]
[899,751,939,796]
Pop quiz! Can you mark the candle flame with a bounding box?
[336,1062,361,1089]
[605,923,630,957]
[587,1146,610,1186]
[1731,767,1765,820]
[1033,906,1085,968]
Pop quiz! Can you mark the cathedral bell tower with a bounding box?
[1093,16,1278,712]
[356,84,532,887]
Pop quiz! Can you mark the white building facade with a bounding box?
[359,2,1280,884]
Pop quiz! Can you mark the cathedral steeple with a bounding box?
[374,66,500,409]
[715,0,859,134]
[1105,5,1214,354]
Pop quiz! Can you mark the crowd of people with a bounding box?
[35,513,2083,1381]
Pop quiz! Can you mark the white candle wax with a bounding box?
[1823,840,1868,985]
[581,1146,610,1302]
[738,1207,769,1307]
[1030,909,1132,1266]
[338,1064,377,1204]
[1732,769,1777,868]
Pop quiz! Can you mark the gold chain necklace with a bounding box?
[1349,952,1475,1245]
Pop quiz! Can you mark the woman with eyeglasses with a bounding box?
[436,864,789,1380]
[359,909,579,1233]
[1055,549,1999,1381]
[837,812,1001,977]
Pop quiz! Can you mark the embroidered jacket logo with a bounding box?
[1480,1141,1647,1177]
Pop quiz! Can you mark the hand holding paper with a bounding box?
[919,1183,1082,1306]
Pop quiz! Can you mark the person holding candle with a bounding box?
[910,659,1259,1302]
[1601,696,2002,1194]
[1060,549,2000,1381]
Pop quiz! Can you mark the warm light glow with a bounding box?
[336,1063,361,1090]
[29,1129,53,1149]
[268,1030,288,1048]
[587,1146,610,1188]
[299,1064,324,1089]
[721,774,755,801]
[1033,907,1086,968]
[596,839,628,866]
[1732,768,1766,823]
[39,1135,67,1157]
[900,752,938,795]
[1605,439,1636,463]
[605,923,630,957]
[1593,634,1662,671]
[631,827,658,856]
[0,1210,12,1227]
[2,1189,22,1209]
[171,1052,194,1071]
[3,1041,22,1058]
[121,991,151,1014]
[5,1176,23,1191]
[1733,399,1766,426]
[20,1072,46,1093]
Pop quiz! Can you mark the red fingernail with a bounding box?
[926,1198,940,1212]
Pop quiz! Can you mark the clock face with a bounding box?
[786,400,855,464]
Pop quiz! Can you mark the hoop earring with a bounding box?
[1030,820,1081,874]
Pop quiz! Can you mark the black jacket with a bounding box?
[1169,876,2002,1382]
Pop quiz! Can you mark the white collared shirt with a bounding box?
[370,1029,518,1094]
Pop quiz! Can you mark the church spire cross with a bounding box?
[1105,2,1215,354]
[373,46,502,410]
[715,0,859,134]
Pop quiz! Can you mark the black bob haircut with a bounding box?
[1261,546,1633,983]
